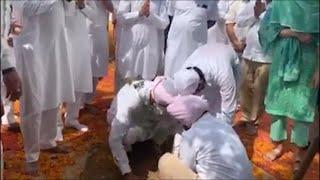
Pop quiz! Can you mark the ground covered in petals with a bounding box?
[2,63,319,179]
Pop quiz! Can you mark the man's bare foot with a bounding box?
[42,145,70,154]
[265,145,283,161]
[25,161,39,176]
[8,122,21,132]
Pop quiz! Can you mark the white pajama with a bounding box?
[20,108,59,162]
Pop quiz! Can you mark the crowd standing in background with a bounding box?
[0,0,319,179]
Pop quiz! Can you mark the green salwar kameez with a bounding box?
[259,1,319,147]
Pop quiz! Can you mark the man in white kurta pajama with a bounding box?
[64,0,97,132]
[172,43,238,125]
[158,95,252,179]
[12,0,75,174]
[107,78,180,178]
[164,0,218,77]
[116,0,169,88]
[84,0,114,105]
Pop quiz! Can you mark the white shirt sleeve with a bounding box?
[217,66,236,125]
[225,1,240,24]
[235,1,257,28]
[108,84,142,175]
[17,0,58,17]
[216,1,231,22]
[108,117,132,175]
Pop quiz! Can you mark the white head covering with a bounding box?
[173,69,200,96]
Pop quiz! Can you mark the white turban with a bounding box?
[173,69,200,96]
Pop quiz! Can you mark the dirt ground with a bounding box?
[2,63,319,180]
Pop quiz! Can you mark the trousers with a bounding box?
[20,107,59,162]
[240,59,270,123]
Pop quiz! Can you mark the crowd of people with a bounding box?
[1,0,319,179]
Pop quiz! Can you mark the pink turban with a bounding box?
[151,76,178,106]
[167,95,209,127]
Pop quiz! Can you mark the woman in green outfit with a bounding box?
[258,0,319,173]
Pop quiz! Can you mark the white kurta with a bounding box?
[87,0,109,77]
[64,1,94,93]
[164,0,217,77]
[117,0,169,80]
[177,43,238,124]
[108,80,180,175]
[13,0,75,117]
[176,113,252,179]
[207,0,233,45]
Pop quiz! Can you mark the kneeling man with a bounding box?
[158,95,252,179]
[107,77,181,178]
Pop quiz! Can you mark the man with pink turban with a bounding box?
[107,77,181,179]
[158,95,252,179]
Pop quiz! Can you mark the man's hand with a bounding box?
[124,173,140,180]
[139,0,150,17]
[296,32,313,44]
[232,41,246,53]
[3,68,22,101]
[311,70,319,88]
